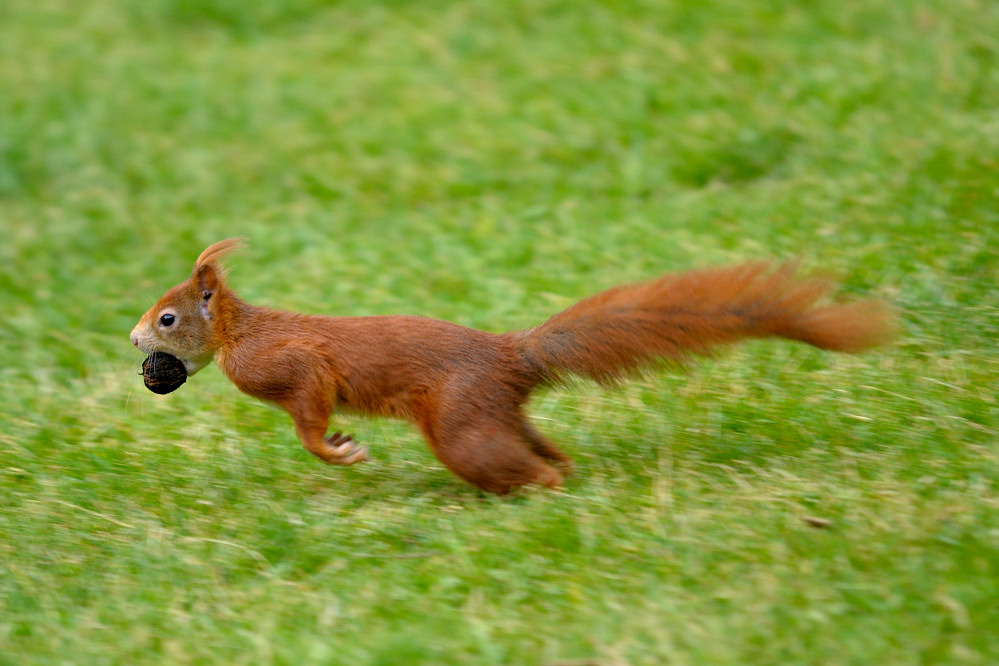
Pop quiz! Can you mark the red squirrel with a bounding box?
[130,239,897,494]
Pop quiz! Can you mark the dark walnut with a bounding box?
[141,352,188,394]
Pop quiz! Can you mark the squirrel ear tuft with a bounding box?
[191,239,243,301]
[194,238,245,272]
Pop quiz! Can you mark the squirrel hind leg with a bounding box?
[422,419,563,494]
[518,418,574,476]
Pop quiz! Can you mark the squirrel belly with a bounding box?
[131,239,897,495]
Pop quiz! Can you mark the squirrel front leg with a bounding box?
[281,392,368,466]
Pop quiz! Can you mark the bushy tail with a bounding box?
[514,262,897,387]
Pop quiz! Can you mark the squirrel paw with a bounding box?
[323,431,369,466]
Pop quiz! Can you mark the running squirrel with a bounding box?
[130,239,896,493]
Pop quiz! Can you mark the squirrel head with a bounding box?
[130,238,244,376]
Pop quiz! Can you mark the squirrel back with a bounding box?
[132,240,897,494]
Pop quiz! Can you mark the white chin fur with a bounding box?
[181,358,211,376]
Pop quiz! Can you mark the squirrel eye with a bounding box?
[159,313,176,327]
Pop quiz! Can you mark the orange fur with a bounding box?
[131,240,897,494]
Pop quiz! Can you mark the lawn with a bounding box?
[1,0,998,663]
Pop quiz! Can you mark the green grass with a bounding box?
[2,0,998,663]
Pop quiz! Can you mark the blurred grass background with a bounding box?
[1,0,998,664]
